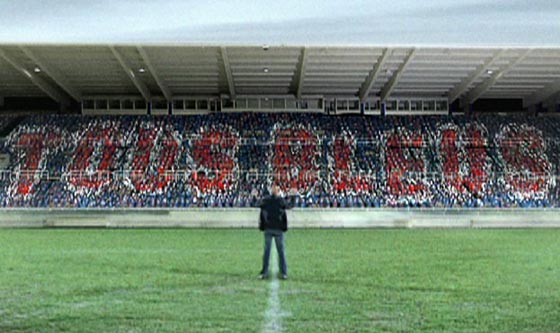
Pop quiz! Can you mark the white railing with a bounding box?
[0,170,50,181]
[0,169,558,183]
[8,137,560,148]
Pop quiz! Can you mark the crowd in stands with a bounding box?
[0,113,559,208]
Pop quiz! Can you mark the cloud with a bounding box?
[112,11,560,46]
[0,0,558,45]
[414,0,560,16]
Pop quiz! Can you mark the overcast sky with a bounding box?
[0,0,559,46]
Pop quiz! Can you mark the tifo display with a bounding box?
[1,113,559,208]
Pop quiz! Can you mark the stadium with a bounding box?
[1,1,560,332]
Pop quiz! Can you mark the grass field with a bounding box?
[1,229,559,333]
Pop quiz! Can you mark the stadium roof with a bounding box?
[1,44,559,109]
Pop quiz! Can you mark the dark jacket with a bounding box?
[258,194,295,232]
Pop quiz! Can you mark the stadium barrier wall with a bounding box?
[1,208,560,228]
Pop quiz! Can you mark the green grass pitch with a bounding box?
[1,229,559,332]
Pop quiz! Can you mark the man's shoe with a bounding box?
[259,274,269,280]
[280,274,288,280]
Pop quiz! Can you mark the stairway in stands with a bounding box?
[0,116,25,137]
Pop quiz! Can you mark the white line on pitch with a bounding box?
[263,250,284,333]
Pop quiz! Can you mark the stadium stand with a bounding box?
[0,113,559,208]
[0,116,22,137]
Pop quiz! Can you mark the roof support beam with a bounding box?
[290,47,308,99]
[19,46,82,102]
[109,46,151,101]
[359,48,390,102]
[523,78,560,108]
[447,49,505,104]
[462,49,532,106]
[380,48,416,103]
[220,47,235,99]
[0,48,69,105]
[137,46,172,101]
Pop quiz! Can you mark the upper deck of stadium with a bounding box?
[1,44,559,115]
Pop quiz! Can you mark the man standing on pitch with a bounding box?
[257,184,297,280]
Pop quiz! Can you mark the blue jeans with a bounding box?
[261,229,287,276]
